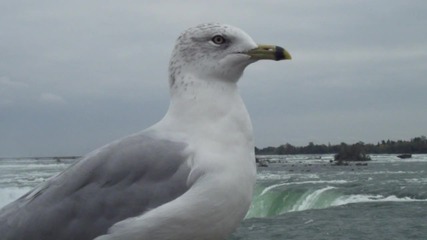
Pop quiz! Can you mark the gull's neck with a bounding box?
[154,73,254,150]
[169,76,242,123]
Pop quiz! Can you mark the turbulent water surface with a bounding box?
[1,154,426,239]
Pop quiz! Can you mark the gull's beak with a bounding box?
[246,44,292,61]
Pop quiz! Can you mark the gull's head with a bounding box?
[169,23,291,87]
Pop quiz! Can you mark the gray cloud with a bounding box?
[1,0,426,156]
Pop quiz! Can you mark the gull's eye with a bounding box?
[211,35,226,45]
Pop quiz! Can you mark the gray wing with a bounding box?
[0,132,192,240]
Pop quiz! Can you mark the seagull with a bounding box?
[0,23,291,240]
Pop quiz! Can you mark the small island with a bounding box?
[334,143,371,165]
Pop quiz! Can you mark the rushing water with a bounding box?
[1,154,426,239]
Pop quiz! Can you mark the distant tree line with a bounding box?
[255,136,427,155]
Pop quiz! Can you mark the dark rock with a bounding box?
[355,163,368,166]
[397,154,412,159]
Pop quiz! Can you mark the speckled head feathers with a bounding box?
[168,23,258,87]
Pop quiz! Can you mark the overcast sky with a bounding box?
[1,1,426,157]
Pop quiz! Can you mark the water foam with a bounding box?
[290,186,336,212]
[260,180,349,196]
[331,194,427,206]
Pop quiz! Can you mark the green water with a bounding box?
[230,154,427,239]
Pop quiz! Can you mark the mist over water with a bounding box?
[1,155,427,239]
